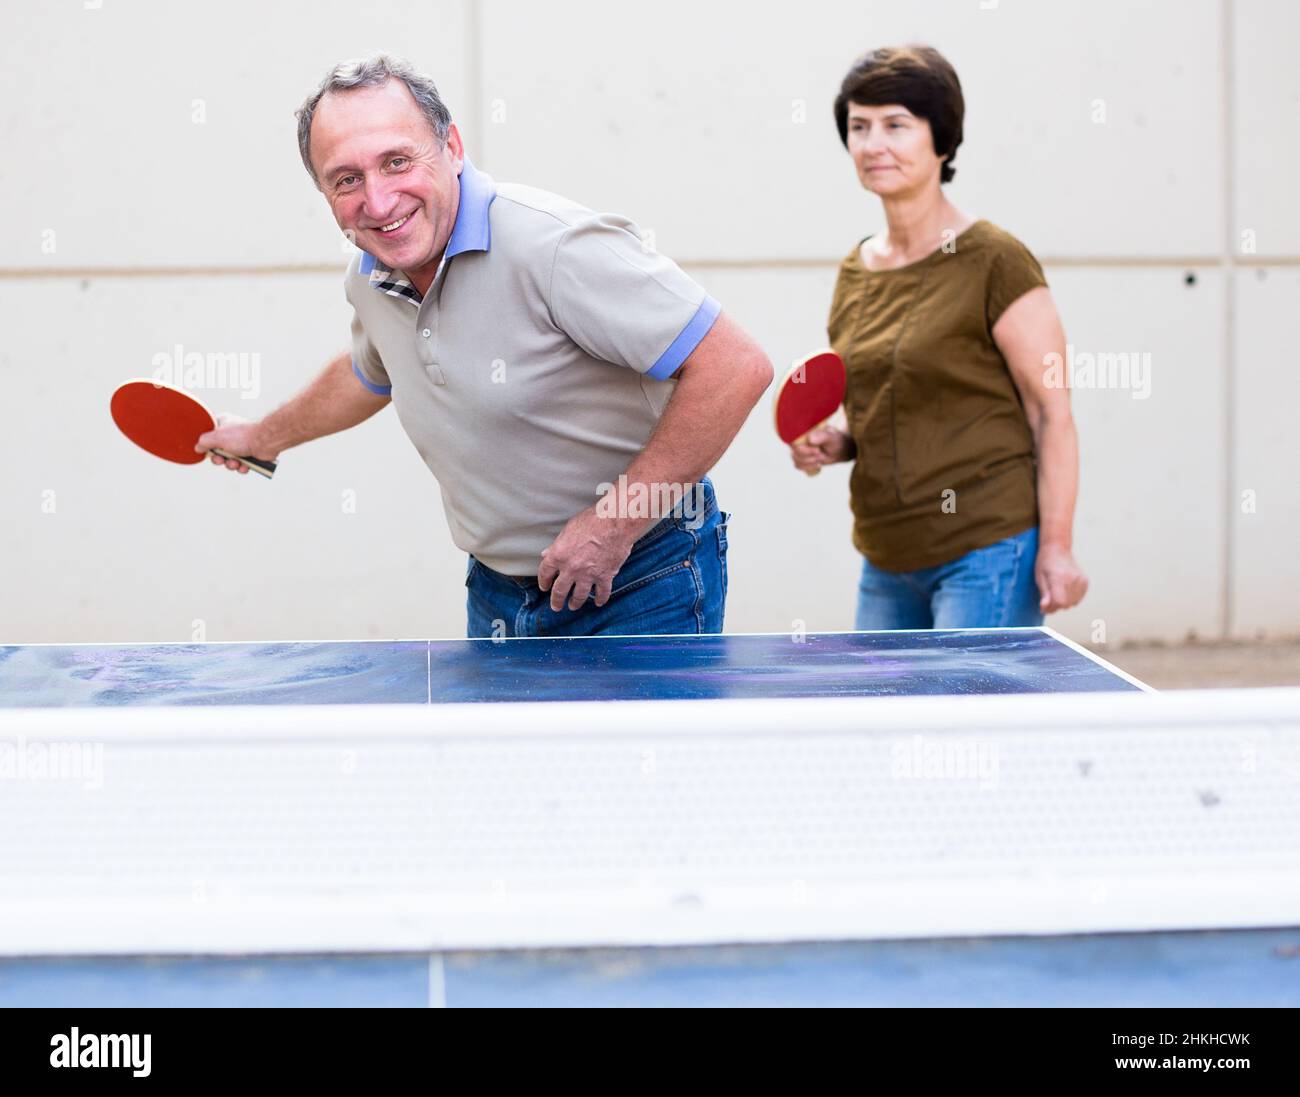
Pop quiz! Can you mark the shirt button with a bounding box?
[422,328,431,338]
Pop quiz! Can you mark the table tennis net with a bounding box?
[2,689,1299,953]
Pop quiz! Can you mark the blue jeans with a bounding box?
[854,527,1044,630]
[466,480,729,638]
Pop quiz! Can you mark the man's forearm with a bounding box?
[259,351,391,453]
[1034,415,1080,549]
[603,354,770,539]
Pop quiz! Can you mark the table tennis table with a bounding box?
[1,627,1298,1007]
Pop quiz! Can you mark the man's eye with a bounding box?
[390,158,408,169]
[338,176,358,188]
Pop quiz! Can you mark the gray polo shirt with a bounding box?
[345,156,721,576]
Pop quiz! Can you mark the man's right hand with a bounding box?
[196,415,280,475]
[790,426,854,474]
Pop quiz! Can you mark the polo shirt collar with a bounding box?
[445,154,495,259]
[360,155,496,299]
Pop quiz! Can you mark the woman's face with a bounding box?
[845,102,944,198]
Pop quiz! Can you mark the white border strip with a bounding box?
[1,686,1287,746]
[1041,626,1155,691]
[3,871,1299,956]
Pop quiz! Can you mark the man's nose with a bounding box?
[361,178,399,222]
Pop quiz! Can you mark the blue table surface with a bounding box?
[0,628,1139,707]
[2,929,1296,1007]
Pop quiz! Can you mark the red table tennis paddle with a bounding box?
[110,379,277,479]
[773,349,846,477]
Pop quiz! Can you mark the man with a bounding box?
[200,54,772,638]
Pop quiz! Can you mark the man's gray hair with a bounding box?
[295,53,452,186]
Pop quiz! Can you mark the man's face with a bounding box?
[310,79,462,286]
[845,102,942,198]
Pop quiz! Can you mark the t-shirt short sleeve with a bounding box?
[985,234,1049,331]
[549,213,721,380]
[345,281,392,396]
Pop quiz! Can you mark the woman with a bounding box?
[793,45,1089,629]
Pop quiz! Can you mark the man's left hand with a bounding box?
[538,506,636,612]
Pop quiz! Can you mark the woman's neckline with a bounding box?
[856,218,987,275]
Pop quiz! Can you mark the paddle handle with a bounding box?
[211,448,277,479]
[795,430,824,478]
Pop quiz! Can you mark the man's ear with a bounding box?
[445,121,465,171]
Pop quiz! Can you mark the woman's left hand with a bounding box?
[1035,542,1089,613]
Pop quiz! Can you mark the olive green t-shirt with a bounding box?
[827,219,1047,572]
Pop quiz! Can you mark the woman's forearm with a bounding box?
[1032,413,1080,548]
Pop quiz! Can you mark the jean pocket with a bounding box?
[606,556,704,633]
[612,519,699,594]
[610,559,692,599]
[465,556,480,586]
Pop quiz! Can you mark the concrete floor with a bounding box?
[1094,640,1300,690]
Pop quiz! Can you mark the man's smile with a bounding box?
[371,209,417,235]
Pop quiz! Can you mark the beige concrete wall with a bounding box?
[1,0,1293,644]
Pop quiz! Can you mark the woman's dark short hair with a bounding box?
[833,46,965,184]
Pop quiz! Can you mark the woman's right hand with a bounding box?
[790,426,854,473]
